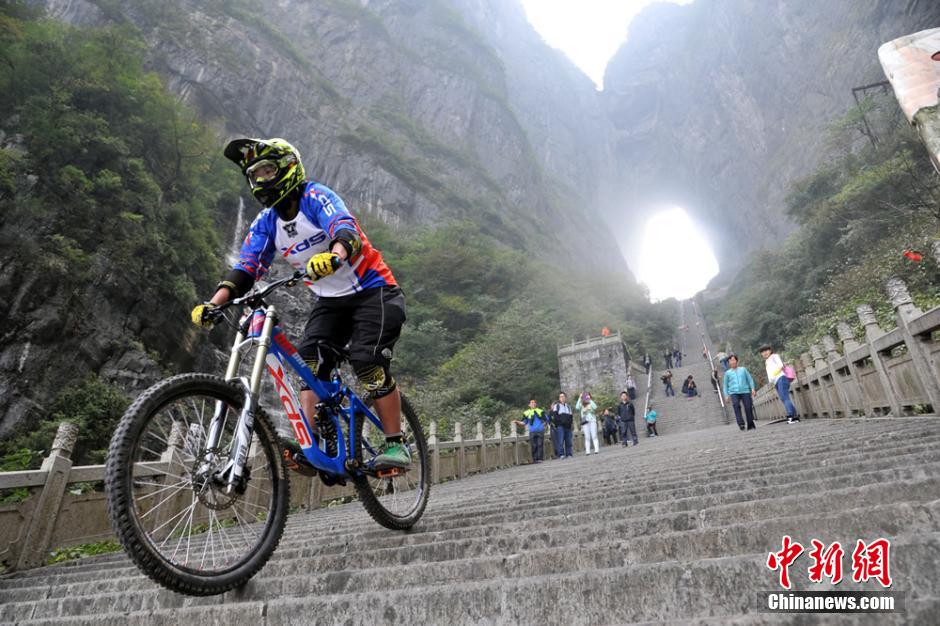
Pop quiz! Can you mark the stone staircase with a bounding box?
[2,304,939,624]
[650,300,729,435]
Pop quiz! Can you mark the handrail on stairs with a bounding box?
[691,299,726,413]
[642,354,654,419]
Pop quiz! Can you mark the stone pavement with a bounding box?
[2,416,938,624]
[2,301,938,624]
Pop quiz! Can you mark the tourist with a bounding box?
[760,344,800,424]
[513,399,547,463]
[645,404,659,437]
[661,370,675,396]
[626,373,637,400]
[673,348,682,368]
[617,391,638,446]
[549,392,574,458]
[722,354,757,430]
[682,375,698,398]
[715,349,729,371]
[664,350,673,369]
[576,392,600,455]
[643,353,652,374]
[602,408,619,445]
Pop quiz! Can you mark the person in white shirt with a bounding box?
[760,344,800,424]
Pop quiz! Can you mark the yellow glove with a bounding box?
[306,252,339,279]
[191,302,217,328]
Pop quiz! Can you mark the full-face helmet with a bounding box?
[224,137,306,209]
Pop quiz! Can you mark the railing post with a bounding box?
[798,353,816,419]
[510,421,521,466]
[476,421,486,474]
[885,277,940,412]
[837,321,874,417]
[811,343,838,417]
[428,421,440,485]
[16,422,78,570]
[454,422,466,479]
[494,421,503,469]
[857,304,904,416]
[822,335,852,417]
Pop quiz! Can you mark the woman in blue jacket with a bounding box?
[722,354,757,431]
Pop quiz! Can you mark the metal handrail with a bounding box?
[642,359,653,419]
[691,300,726,412]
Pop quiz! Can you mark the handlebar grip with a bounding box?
[330,255,342,270]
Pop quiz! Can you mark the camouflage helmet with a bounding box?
[223,137,306,208]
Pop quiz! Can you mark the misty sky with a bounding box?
[521,0,715,299]
[521,0,694,89]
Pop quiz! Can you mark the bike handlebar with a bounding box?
[207,256,342,324]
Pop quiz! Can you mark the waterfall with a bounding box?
[227,196,247,265]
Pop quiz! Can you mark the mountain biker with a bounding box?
[190,137,409,470]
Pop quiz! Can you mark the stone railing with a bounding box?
[0,419,586,571]
[556,331,625,356]
[754,274,940,420]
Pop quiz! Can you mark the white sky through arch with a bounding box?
[520,0,694,89]
[636,208,719,301]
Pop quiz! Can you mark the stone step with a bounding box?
[0,438,938,588]
[3,426,935,591]
[17,532,930,625]
[4,475,937,615]
[4,396,937,625]
[5,518,935,622]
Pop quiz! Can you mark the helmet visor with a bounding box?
[245,159,279,187]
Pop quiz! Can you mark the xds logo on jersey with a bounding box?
[280,232,327,257]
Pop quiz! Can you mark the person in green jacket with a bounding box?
[722,354,757,431]
[576,392,600,455]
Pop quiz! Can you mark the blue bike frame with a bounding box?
[229,305,385,478]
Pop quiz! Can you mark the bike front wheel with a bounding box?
[354,393,430,530]
[105,373,289,596]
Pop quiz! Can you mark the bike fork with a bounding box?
[204,307,279,493]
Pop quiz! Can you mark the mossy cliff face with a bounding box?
[602,0,940,275]
[38,0,619,263]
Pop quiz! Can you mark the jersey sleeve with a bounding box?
[233,210,277,281]
[301,184,359,239]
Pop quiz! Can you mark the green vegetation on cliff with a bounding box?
[365,218,676,430]
[0,5,239,354]
[705,95,940,379]
[0,4,675,461]
[0,5,237,459]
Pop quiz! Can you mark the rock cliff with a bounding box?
[602,0,940,274]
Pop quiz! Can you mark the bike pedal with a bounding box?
[376,467,404,479]
[282,449,318,477]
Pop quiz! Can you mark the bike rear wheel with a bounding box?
[105,373,288,596]
[353,393,430,530]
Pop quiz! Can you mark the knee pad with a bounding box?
[352,361,397,399]
[297,343,339,390]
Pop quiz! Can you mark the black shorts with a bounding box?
[296,286,405,370]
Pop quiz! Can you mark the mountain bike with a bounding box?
[104,269,430,596]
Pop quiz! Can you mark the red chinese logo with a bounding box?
[766,535,804,589]
[768,536,892,589]
[807,540,844,584]
[851,538,892,588]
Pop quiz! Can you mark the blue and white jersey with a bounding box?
[233,182,396,298]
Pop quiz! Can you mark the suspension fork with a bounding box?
[205,307,279,492]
